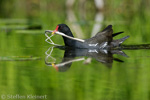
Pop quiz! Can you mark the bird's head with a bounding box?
[52,24,73,37]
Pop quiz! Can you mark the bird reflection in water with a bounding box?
[45,46,128,72]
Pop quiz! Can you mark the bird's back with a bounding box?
[85,25,113,45]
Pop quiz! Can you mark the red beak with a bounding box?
[52,25,59,35]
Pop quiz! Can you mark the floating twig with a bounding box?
[0,56,41,61]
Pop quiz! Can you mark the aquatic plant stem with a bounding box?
[45,30,85,42]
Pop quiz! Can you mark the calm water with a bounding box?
[1,0,150,100]
[1,32,150,100]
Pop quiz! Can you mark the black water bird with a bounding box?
[52,24,129,49]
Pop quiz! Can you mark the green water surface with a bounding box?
[0,0,150,100]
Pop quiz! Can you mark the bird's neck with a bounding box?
[62,31,76,46]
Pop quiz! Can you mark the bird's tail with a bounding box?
[112,31,124,37]
[111,36,130,47]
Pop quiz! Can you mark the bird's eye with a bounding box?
[59,26,63,29]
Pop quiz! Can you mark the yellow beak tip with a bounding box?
[52,32,55,35]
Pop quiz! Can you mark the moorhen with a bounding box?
[52,24,129,49]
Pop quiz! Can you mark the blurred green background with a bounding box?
[0,0,150,100]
